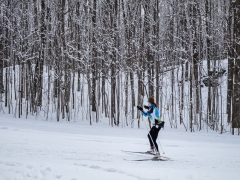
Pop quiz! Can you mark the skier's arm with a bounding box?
[141,111,149,117]
[138,105,153,119]
[144,105,150,109]
[141,107,153,118]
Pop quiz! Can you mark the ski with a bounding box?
[124,156,170,162]
[122,150,154,155]
[122,150,170,159]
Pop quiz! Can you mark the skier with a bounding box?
[137,96,165,157]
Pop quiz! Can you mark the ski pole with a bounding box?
[157,137,165,154]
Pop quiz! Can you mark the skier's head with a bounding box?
[148,96,158,107]
[148,96,155,104]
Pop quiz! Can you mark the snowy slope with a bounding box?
[0,114,240,180]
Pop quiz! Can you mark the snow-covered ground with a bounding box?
[0,114,240,180]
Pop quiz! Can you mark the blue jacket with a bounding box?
[141,103,161,123]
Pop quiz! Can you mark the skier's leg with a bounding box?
[148,127,154,150]
[152,131,159,152]
[152,127,161,152]
[147,133,153,147]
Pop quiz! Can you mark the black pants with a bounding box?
[148,126,161,152]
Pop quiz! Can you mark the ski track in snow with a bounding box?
[0,161,53,180]
[74,163,160,180]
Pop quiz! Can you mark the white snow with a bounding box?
[0,114,240,180]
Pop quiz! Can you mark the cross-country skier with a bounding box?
[137,96,165,157]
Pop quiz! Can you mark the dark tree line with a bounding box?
[0,0,239,134]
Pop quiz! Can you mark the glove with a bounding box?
[144,105,150,109]
[137,106,143,111]
[160,121,165,128]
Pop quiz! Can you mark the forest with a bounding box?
[0,0,239,135]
